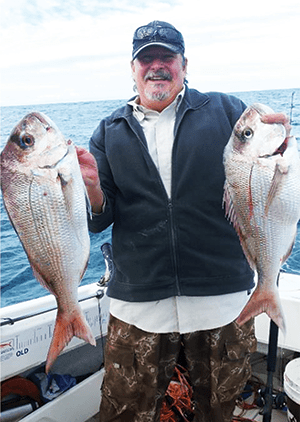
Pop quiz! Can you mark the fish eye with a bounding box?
[20,134,35,149]
[241,127,254,141]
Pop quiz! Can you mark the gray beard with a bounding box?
[145,85,171,102]
[143,70,172,101]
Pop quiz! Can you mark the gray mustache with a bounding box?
[145,70,172,81]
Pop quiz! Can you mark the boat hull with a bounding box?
[1,272,300,422]
[1,283,109,422]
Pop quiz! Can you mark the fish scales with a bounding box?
[0,112,95,372]
[223,103,300,332]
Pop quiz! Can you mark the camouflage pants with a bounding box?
[99,314,257,422]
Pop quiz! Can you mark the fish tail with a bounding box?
[235,287,286,334]
[46,308,96,373]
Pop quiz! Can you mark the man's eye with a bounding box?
[138,54,175,64]
[140,56,152,63]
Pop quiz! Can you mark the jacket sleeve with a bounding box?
[221,93,247,127]
[88,118,115,233]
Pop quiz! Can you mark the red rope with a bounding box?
[160,370,265,422]
[160,365,194,422]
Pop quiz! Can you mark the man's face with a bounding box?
[131,46,187,112]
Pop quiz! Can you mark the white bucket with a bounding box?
[284,358,300,422]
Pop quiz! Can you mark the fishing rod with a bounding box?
[289,90,296,125]
[0,290,105,327]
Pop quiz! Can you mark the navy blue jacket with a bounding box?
[89,86,254,301]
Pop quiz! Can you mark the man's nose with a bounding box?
[150,58,165,68]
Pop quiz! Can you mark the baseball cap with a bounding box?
[132,21,185,60]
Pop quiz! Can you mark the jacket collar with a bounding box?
[181,85,210,110]
[174,86,210,136]
[112,85,210,122]
[110,85,210,146]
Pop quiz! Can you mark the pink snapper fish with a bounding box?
[223,103,300,332]
[1,112,96,372]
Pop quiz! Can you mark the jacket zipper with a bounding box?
[168,98,209,297]
[168,199,181,296]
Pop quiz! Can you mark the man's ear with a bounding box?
[130,60,136,76]
[183,57,188,74]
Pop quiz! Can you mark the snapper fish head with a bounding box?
[228,103,287,160]
[1,112,69,169]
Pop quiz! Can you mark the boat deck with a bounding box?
[85,407,287,421]
[85,405,288,421]
[234,408,287,421]
[86,415,99,422]
[85,350,293,422]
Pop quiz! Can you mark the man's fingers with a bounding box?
[261,113,289,125]
[261,113,291,138]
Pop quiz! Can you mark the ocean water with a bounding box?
[1,88,300,307]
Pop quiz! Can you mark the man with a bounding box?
[77,21,290,422]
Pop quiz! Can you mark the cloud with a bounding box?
[0,0,299,106]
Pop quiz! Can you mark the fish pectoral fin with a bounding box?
[265,163,287,215]
[58,171,71,187]
[235,286,286,334]
[223,181,238,227]
[45,307,96,373]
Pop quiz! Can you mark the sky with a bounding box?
[0,0,299,107]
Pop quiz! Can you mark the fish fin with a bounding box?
[265,163,286,215]
[223,181,256,270]
[223,182,244,255]
[79,259,89,286]
[57,172,70,186]
[281,236,296,265]
[31,266,55,295]
[58,144,92,219]
[223,181,241,232]
[46,307,96,373]
[235,285,286,334]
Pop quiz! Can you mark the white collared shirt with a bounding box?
[128,90,181,198]
[109,88,249,333]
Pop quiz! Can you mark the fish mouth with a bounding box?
[39,146,70,169]
[272,137,289,156]
[250,103,289,158]
[259,137,289,159]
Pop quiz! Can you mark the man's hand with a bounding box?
[76,146,104,214]
[261,113,291,138]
